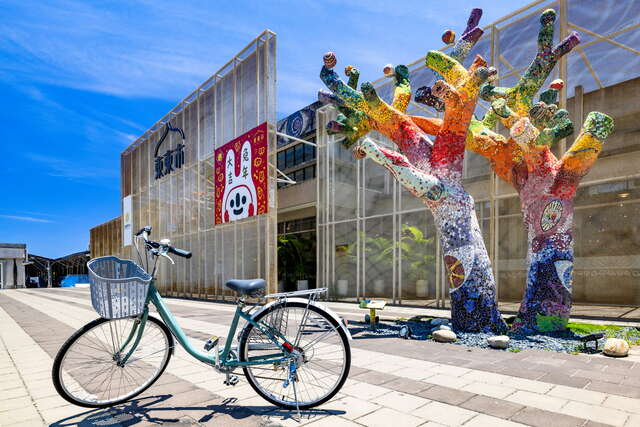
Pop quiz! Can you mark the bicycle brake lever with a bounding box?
[160,252,175,265]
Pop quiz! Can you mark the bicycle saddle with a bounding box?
[225,279,266,297]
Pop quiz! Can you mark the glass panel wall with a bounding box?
[98,32,278,299]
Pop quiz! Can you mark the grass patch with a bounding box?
[566,321,625,335]
[507,348,522,353]
[567,321,640,346]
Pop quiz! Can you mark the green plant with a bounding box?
[362,232,394,271]
[277,234,315,291]
[508,348,522,353]
[398,225,436,286]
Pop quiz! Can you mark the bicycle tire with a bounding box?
[238,301,350,409]
[52,315,174,408]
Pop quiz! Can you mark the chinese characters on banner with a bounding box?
[214,123,268,224]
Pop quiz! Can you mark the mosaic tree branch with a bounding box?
[318,63,411,148]
[415,8,484,112]
[320,7,483,148]
[479,9,580,127]
[319,48,507,333]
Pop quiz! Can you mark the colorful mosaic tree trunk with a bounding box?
[318,10,507,333]
[415,9,614,332]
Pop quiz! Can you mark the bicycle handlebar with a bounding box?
[168,246,192,259]
[135,226,152,237]
[135,225,192,259]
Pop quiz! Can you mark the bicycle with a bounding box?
[52,226,351,412]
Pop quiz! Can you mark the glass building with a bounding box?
[316,0,640,314]
[92,32,279,299]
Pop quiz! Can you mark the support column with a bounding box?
[6,259,15,289]
[47,261,52,288]
[575,85,584,125]
[17,260,25,288]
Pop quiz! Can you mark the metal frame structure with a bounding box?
[274,131,318,185]
[316,0,640,308]
[23,251,90,288]
[118,30,279,299]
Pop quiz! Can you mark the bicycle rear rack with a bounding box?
[264,287,327,301]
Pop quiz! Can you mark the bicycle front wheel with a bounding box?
[239,301,350,409]
[52,315,173,408]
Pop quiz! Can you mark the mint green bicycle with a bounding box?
[52,226,351,410]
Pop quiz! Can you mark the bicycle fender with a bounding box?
[248,297,352,340]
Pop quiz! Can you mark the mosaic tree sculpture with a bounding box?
[415,9,614,332]
[318,25,507,332]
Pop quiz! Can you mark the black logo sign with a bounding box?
[154,122,185,180]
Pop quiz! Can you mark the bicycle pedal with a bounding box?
[223,375,239,386]
[204,336,219,351]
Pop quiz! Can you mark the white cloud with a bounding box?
[0,215,54,224]
[26,154,118,179]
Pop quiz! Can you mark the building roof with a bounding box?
[0,243,26,249]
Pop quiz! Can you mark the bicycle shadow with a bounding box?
[232,396,346,424]
[48,394,258,426]
[48,394,346,426]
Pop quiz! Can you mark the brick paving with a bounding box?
[1,288,640,426]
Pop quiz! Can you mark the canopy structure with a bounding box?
[26,251,90,287]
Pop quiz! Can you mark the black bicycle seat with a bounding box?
[225,279,266,297]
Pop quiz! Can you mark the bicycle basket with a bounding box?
[87,256,152,319]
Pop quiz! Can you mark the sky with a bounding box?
[0,0,531,258]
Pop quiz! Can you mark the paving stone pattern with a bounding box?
[1,288,639,426]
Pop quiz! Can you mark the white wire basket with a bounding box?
[87,256,152,319]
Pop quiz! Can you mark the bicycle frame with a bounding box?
[118,281,291,369]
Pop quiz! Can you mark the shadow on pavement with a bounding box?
[49,394,259,426]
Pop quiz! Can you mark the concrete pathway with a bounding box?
[1,288,639,427]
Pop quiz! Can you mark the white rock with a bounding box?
[603,338,629,357]
[431,318,450,326]
[430,325,451,334]
[488,335,510,349]
[432,329,457,343]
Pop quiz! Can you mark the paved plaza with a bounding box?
[1,288,639,426]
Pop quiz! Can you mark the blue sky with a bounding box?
[0,0,530,258]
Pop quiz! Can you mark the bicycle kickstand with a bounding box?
[292,380,301,420]
[224,372,239,386]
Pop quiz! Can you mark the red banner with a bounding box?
[214,123,268,224]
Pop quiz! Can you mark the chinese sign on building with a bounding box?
[214,122,268,224]
[154,123,185,180]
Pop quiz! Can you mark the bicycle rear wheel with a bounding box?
[239,301,350,409]
[52,315,173,408]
